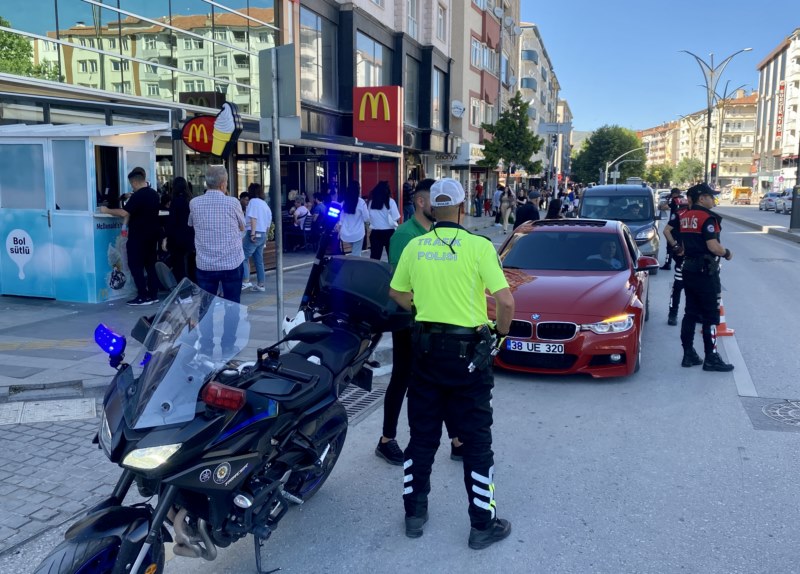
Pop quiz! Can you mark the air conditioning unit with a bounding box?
[403,131,414,147]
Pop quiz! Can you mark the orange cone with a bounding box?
[716,298,735,336]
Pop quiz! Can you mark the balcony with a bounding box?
[521,50,539,64]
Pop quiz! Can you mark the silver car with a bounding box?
[759,192,780,211]
[775,191,793,214]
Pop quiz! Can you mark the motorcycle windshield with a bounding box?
[119,279,251,430]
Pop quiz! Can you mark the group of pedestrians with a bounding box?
[661,183,734,372]
[337,180,401,259]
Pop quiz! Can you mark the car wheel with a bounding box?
[759,205,763,210]
[634,324,642,374]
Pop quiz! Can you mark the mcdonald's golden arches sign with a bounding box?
[353,86,403,146]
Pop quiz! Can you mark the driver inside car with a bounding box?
[586,240,624,270]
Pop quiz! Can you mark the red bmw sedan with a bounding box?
[490,219,659,378]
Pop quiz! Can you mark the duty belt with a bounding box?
[417,322,478,336]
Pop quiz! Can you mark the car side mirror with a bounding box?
[636,255,660,271]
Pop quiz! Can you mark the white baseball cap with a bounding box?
[430,178,465,207]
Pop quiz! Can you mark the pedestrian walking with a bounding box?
[473,179,484,217]
[492,185,503,226]
[164,176,196,283]
[514,190,541,229]
[241,183,272,292]
[678,183,734,372]
[100,167,160,306]
[402,181,415,222]
[188,165,245,304]
[376,178,463,466]
[338,180,370,256]
[544,198,563,219]
[500,187,515,234]
[389,177,515,549]
[367,181,400,261]
[663,188,688,325]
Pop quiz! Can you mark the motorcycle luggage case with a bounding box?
[318,256,412,333]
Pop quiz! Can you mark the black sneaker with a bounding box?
[667,314,678,326]
[144,296,158,305]
[681,348,703,368]
[468,518,512,550]
[450,442,464,461]
[375,439,404,466]
[405,512,428,538]
[126,296,150,306]
[703,352,734,372]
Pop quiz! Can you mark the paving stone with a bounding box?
[30,507,61,522]
[0,513,31,529]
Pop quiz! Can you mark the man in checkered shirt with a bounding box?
[189,165,246,304]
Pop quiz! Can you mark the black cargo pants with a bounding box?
[681,261,721,355]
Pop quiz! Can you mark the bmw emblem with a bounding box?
[531,314,540,320]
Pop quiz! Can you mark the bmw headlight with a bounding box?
[582,314,634,335]
[122,444,182,470]
[635,227,656,241]
[98,411,112,456]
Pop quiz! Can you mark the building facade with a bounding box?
[715,90,757,188]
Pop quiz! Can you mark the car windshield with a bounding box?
[501,231,628,272]
[115,279,252,430]
[580,196,653,222]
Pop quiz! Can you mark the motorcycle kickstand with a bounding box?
[254,534,281,574]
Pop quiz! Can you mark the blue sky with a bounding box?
[521,0,799,132]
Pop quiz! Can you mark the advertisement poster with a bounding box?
[93,217,134,303]
[1,210,54,298]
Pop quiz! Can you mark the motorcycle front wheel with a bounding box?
[33,535,164,574]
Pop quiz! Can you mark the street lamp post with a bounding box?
[681,47,752,184]
[604,147,646,185]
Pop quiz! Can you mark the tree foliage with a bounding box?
[673,158,704,187]
[0,17,60,81]
[645,163,675,188]
[478,91,543,176]
[570,125,645,184]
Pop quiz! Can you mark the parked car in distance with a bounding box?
[759,192,780,211]
[656,190,671,212]
[775,190,793,214]
[491,219,659,378]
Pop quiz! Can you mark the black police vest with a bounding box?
[679,207,718,258]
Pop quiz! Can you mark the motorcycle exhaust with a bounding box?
[172,507,218,561]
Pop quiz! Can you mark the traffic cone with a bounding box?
[716,298,735,336]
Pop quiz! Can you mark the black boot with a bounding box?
[660,262,671,270]
[703,352,734,372]
[468,518,512,550]
[667,312,678,326]
[681,348,703,367]
[405,512,428,538]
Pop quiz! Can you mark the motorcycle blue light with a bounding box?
[94,324,126,357]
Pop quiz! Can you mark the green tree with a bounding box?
[673,158,704,186]
[645,163,675,188]
[478,91,543,182]
[0,17,60,81]
[571,125,645,184]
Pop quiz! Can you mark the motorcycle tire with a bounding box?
[33,535,164,574]
[285,424,348,501]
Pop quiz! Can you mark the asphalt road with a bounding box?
[7,219,800,574]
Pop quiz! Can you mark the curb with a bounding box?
[720,212,800,244]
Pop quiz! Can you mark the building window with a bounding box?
[144,37,156,50]
[215,55,228,68]
[121,38,128,51]
[147,83,159,96]
[299,7,338,106]
[79,61,88,73]
[183,38,203,50]
[437,5,446,41]
[234,54,249,69]
[405,56,419,126]
[214,30,227,41]
[112,82,131,93]
[472,0,485,9]
[370,0,384,6]
[521,49,538,64]
[259,32,272,43]
[356,32,392,87]
[111,60,129,71]
[87,38,95,48]
[471,38,481,68]
[521,77,537,91]
[501,53,509,84]
[147,61,158,73]
[79,38,86,47]
[184,80,205,92]
[432,67,445,131]
[233,31,246,42]
[407,0,418,39]
[470,97,482,126]
[484,103,494,124]
[185,59,204,72]
[107,38,116,49]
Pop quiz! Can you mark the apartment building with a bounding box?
[555,99,572,182]
[715,90,757,188]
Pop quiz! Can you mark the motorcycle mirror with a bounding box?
[130,315,155,345]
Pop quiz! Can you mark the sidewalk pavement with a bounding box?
[0,215,496,559]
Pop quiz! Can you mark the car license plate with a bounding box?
[506,340,564,354]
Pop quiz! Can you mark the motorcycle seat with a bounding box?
[251,353,334,411]
[290,327,363,376]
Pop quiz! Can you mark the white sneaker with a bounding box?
[241,282,253,290]
[252,284,266,292]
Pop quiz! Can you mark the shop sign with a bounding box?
[181,102,243,158]
[775,81,785,140]
[353,87,403,146]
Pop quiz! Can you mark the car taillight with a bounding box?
[202,381,246,411]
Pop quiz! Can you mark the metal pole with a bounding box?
[270,47,284,338]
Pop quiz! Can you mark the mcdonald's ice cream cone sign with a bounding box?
[353,87,403,146]
[181,102,243,159]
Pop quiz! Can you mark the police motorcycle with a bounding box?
[34,204,411,574]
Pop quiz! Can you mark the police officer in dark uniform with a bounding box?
[389,178,515,549]
[678,183,734,372]
[663,188,688,325]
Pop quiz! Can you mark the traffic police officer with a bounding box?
[678,183,734,372]
[389,178,515,549]
[663,188,688,325]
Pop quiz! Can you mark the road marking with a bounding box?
[0,339,90,352]
[720,336,757,397]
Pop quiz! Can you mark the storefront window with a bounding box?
[299,7,337,107]
[432,67,445,131]
[405,56,419,127]
[53,140,89,211]
[0,144,46,209]
[356,32,392,87]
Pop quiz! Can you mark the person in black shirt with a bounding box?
[164,176,196,283]
[101,167,161,305]
[514,190,541,229]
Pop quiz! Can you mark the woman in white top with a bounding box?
[338,180,370,256]
[367,181,400,261]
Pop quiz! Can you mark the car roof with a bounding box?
[522,218,621,234]
[582,184,653,195]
